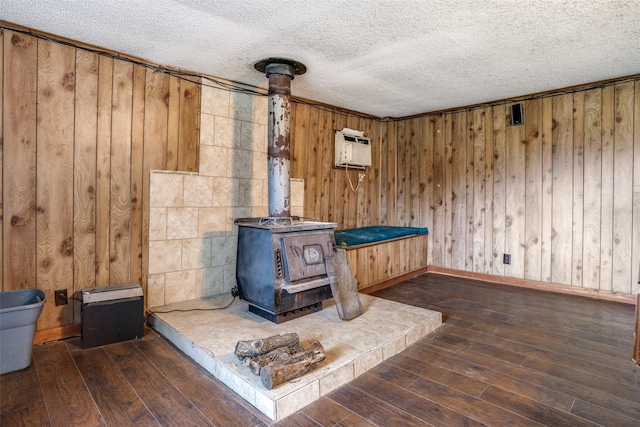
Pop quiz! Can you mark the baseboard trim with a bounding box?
[427,266,637,305]
[34,324,81,345]
[360,267,429,295]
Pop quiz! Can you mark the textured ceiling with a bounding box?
[2,0,640,117]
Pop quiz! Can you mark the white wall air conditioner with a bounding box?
[334,131,372,169]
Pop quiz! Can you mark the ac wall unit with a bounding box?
[335,131,371,169]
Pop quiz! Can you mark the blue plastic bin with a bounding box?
[0,289,46,375]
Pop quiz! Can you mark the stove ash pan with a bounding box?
[235,219,337,323]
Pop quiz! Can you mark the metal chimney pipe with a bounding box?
[255,58,306,218]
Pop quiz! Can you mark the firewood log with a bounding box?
[260,341,325,389]
[248,347,291,375]
[234,332,299,359]
[244,343,305,374]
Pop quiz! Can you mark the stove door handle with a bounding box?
[290,245,301,257]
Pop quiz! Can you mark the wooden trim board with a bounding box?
[428,266,637,305]
[34,324,82,344]
[359,267,428,295]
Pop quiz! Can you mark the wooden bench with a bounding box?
[334,227,429,293]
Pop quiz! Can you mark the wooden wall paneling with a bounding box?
[346,249,358,287]
[335,114,352,227]
[408,118,421,227]
[524,99,542,281]
[395,120,407,226]
[327,113,340,225]
[305,106,319,219]
[141,69,169,294]
[369,244,380,285]
[356,117,370,228]
[341,114,356,228]
[291,103,309,181]
[400,237,410,273]
[73,50,99,310]
[483,107,495,274]
[465,112,475,271]
[540,97,553,282]
[450,111,467,270]
[432,115,446,267]
[377,237,389,282]
[346,115,361,228]
[378,121,389,225]
[353,116,365,224]
[504,104,526,279]
[95,55,113,288]
[582,88,603,289]
[472,108,486,273]
[3,30,38,291]
[385,120,397,226]
[551,94,574,285]
[0,29,4,288]
[412,232,422,271]
[319,110,333,222]
[444,113,454,268]
[419,116,434,264]
[421,232,429,269]
[363,117,377,227]
[404,234,418,272]
[410,232,420,271]
[600,85,615,292]
[308,107,320,219]
[366,119,381,226]
[357,245,369,288]
[143,70,169,171]
[492,104,506,276]
[109,59,133,286]
[411,235,420,272]
[289,103,298,177]
[36,39,75,328]
[166,76,181,171]
[178,78,200,172]
[572,92,585,287]
[633,80,640,295]
[391,240,401,276]
[612,81,634,293]
[332,113,348,228]
[399,118,409,227]
[1,34,205,332]
[130,64,145,290]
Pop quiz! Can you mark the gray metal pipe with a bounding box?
[265,62,295,218]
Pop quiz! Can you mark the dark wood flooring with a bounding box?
[1,273,638,426]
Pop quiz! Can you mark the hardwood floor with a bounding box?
[1,273,638,426]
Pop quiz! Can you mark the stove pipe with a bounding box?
[255,58,306,218]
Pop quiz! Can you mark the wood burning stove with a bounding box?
[236,217,337,323]
[235,58,338,323]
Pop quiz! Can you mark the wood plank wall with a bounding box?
[0,29,200,330]
[291,79,640,296]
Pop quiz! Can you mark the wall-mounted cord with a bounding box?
[345,164,366,192]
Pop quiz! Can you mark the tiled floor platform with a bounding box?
[150,293,442,421]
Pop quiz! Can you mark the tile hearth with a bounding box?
[150,293,441,421]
